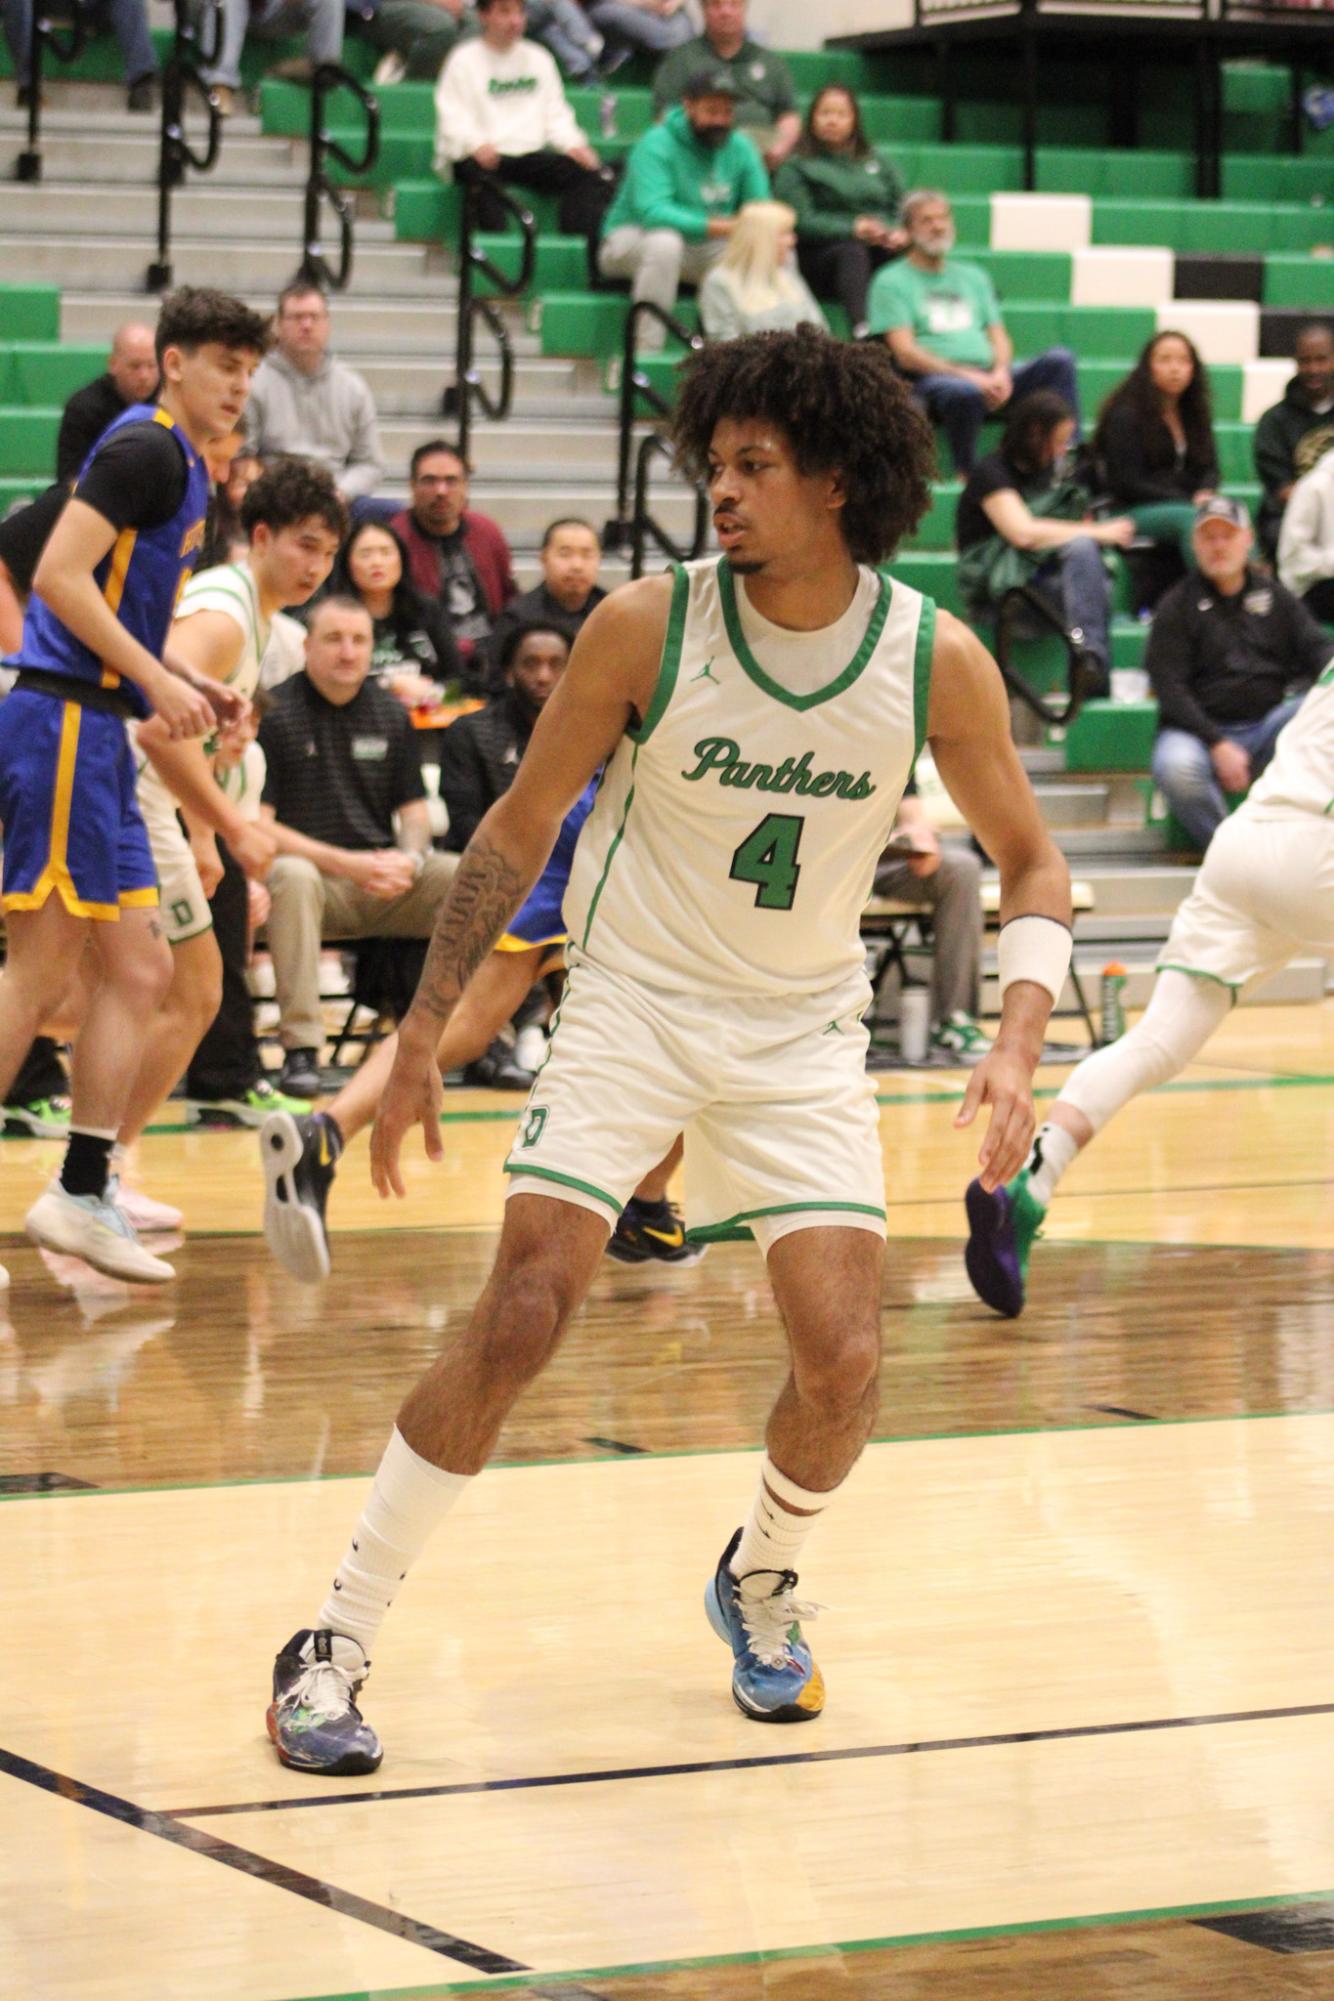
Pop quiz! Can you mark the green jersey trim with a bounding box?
[1154,961,1242,999]
[577,748,638,952]
[177,560,267,684]
[717,560,892,713]
[687,1199,888,1244]
[628,565,688,745]
[912,593,937,766]
[499,1160,621,1212]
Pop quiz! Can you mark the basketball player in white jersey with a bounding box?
[966,639,1334,1317]
[264,327,1073,1775]
[112,460,344,1238]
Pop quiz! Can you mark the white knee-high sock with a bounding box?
[1022,1122,1080,1206]
[1057,969,1233,1140]
[316,1427,470,1656]
[730,1454,844,1581]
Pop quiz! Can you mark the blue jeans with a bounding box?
[586,0,693,54]
[526,0,602,78]
[4,0,156,83]
[913,347,1081,475]
[1151,698,1304,850]
[203,0,343,88]
[1029,534,1111,688]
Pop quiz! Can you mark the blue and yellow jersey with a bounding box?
[20,403,210,721]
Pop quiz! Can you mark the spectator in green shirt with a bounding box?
[599,71,770,340]
[774,85,906,339]
[650,0,799,172]
[868,190,1080,475]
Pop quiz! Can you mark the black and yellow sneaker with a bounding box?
[261,1110,342,1283]
[607,1196,703,1265]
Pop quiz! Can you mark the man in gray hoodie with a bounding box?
[246,284,385,508]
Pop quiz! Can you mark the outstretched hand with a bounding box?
[370,1030,444,1199]
[953,1041,1038,1191]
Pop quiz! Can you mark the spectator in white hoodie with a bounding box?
[246,284,385,511]
[434,0,614,243]
[1277,444,1334,622]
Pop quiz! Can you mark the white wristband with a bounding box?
[997,914,1072,1005]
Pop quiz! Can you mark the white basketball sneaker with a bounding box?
[26,1184,176,1284]
[109,1179,184,1234]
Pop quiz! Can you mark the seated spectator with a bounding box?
[0,482,66,653]
[259,596,458,1097]
[698,200,825,340]
[437,621,567,850]
[1253,320,1334,559]
[871,788,991,1063]
[525,0,606,84]
[773,85,905,341]
[869,190,1079,476]
[1276,447,1334,621]
[651,0,799,173]
[5,0,156,109]
[55,324,159,483]
[956,392,1134,698]
[586,0,693,67]
[1093,331,1218,599]
[487,515,606,678]
[202,0,343,116]
[357,0,467,84]
[201,438,264,567]
[331,518,461,701]
[246,284,383,511]
[1148,497,1326,851]
[599,71,769,338]
[390,441,516,693]
[433,0,614,243]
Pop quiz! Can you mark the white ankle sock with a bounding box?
[316,1427,470,1656]
[730,1454,843,1582]
[1024,1121,1079,1206]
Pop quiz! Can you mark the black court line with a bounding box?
[1088,1405,1158,1422]
[165,1698,1334,1823]
[1196,1901,1334,1954]
[581,1437,648,1456]
[0,1746,528,1976]
[0,1471,98,1494]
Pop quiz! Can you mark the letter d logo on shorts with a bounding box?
[520,1105,548,1149]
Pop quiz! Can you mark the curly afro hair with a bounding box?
[670,327,936,566]
[240,456,347,542]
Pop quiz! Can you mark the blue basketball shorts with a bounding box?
[0,688,158,921]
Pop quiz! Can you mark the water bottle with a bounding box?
[599,91,617,141]
[898,986,931,1063]
[1099,962,1128,1045]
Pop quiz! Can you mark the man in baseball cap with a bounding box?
[650,0,800,170]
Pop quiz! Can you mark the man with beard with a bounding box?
[869,190,1081,476]
[598,71,769,338]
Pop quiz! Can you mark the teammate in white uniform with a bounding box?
[112,460,344,1220]
[966,648,1334,1317]
[264,327,1072,1776]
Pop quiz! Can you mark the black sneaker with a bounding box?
[267,1629,382,1775]
[463,1037,536,1092]
[607,1195,702,1264]
[278,1046,323,1098]
[261,1110,341,1282]
[126,74,157,111]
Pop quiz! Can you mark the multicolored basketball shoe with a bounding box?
[705,1528,825,1722]
[267,1628,383,1775]
[261,1110,341,1283]
[607,1196,702,1265]
[964,1168,1046,1318]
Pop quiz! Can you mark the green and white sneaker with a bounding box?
[930,1011,993,1064]
[188,1079,312,1129]
[5,1094,72,1138]
[964,1167,1046,1317]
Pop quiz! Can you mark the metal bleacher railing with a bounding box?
[606,301,708,571]
[297,63,380,292]
[148,0,224,292]
[16,0,90,182]
[445,179,536,465]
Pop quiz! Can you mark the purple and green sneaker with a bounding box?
[267,1628,383,1775]
[964,1168,1046,1318]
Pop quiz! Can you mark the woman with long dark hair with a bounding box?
[331,518,460,706]
[1093,330,1220,579]
[773,84,905,339]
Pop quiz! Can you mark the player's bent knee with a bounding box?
[475,1265,577,1384]
[791,1325,881,1413]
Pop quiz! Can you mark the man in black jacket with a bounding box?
[1147,497,1330,849]
[1252,322,1334,558]
[54,325,160,483]
[436,623,566,850]
[484,518,605,689]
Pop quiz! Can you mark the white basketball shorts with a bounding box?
[1157,811,1334,993]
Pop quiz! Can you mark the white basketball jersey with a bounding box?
[1245,660,1334,821]
[135,559,269,804]
[563,557,935,998]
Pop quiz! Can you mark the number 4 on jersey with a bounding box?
[729,812,804,911]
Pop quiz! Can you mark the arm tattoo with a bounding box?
[412,833,529,1022]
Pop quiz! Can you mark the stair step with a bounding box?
[3,234,438,291]
[0,184,397,241]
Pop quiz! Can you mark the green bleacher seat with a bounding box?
[967,252,1072,302]
[889,143,1023,194]
[1064,700,1158,772]
[1111,620,1148,670]
[0,288,60,343]
[1264,257,1334,310]
[566,86,654,140]
[393,179,462,242]
[857,97,942,145]
[886,551,961,614]
[5,344,105,406]
[1214,423,1256,485]
[1091,197,1333,257]
[0,409,58,477]
[1003,304,1156,359]
[1037,149,1193,200]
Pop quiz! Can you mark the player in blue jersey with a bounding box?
[0,287,271,1287]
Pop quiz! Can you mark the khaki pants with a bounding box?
[265,851,458,1050]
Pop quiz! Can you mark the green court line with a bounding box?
[5,1405,1332,1504]
[278,1883,1334,2001]
[6,1064,1320,1141]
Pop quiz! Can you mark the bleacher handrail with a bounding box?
[607,298,704,554]
[993,581,1096,728]
[16,0,90,182]
[299,64,381,292]
[148,0,224,292]
[630,430,709,580]
[448,178,535,464]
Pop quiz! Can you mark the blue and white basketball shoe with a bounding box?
[705,1528,825,1722]
[267,1628,383,1775]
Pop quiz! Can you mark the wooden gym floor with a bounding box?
[2,1002,1333,2001]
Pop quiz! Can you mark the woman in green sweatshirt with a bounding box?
[773,85,906,339]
